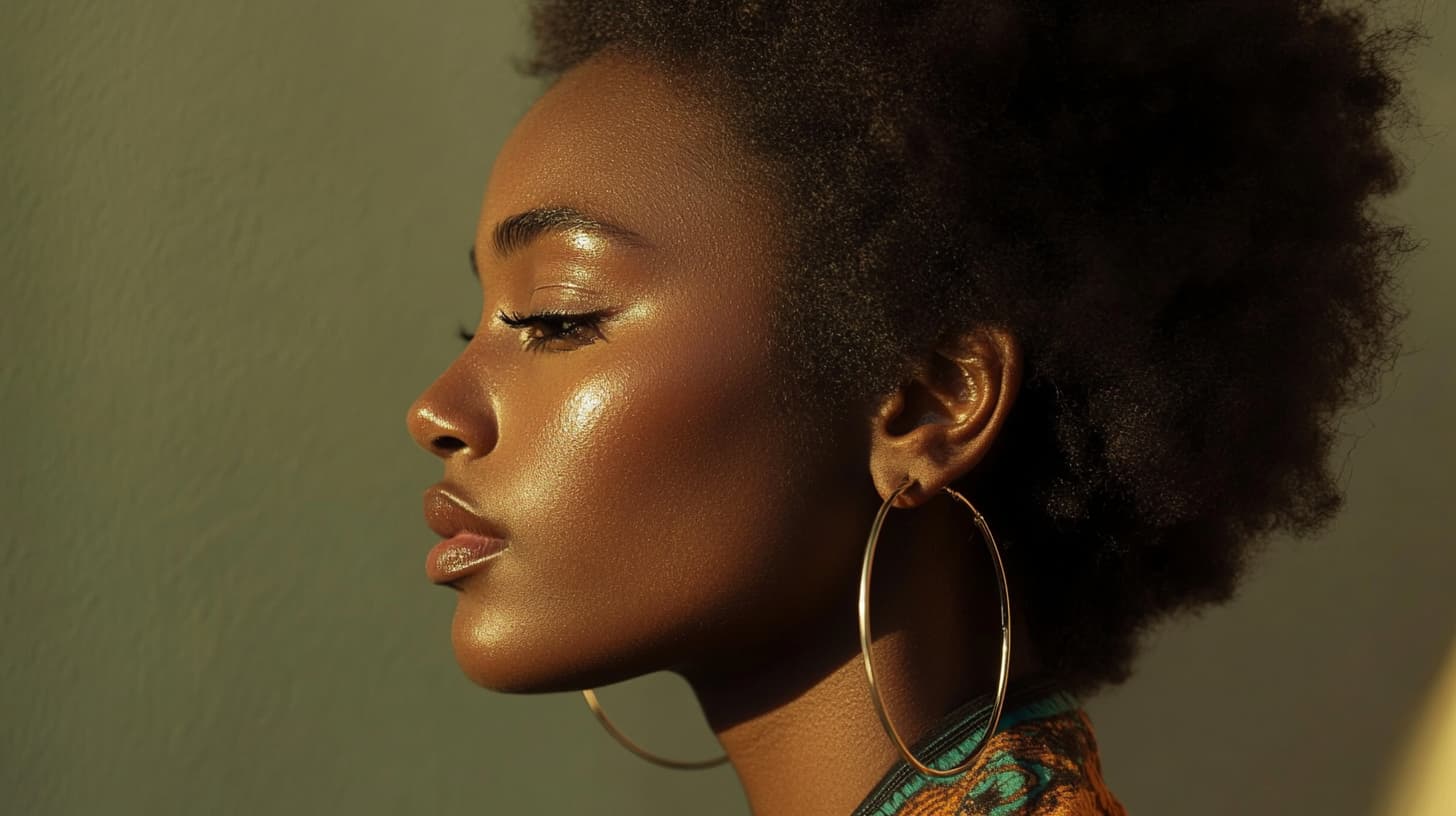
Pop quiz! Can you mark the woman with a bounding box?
[405,1,1419,813]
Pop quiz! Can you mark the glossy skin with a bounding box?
[406,51,1031,816]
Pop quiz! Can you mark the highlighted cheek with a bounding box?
[559,381,609,434]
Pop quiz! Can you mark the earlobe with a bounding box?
[867,326,1022,508]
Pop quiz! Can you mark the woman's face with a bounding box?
[406,52,871,692]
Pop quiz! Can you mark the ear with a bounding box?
[868,324,1022,508]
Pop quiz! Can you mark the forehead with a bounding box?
[478,52,784,272]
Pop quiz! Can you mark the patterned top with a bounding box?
[849,681,1127,816]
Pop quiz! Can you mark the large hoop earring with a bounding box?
[581,477,1010,777]
[860,476,1012,779]
[580,688,729,770]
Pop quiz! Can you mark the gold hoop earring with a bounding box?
[860,476,1012,779]
[582,477,1010,776]
[580,688,729,770]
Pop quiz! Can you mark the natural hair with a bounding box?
[521,0,1423,695]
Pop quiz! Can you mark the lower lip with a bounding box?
[426,533,509,585]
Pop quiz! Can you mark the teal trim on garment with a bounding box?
[866,691,1081,816]
[966,747,1057,816]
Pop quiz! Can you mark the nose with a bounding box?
[405,366,499,461]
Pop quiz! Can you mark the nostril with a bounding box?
[433,436,468,454]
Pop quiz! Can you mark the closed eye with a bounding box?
[457,308,609,352]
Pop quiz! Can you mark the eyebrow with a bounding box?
[470,205,650,278]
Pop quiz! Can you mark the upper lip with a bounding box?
[422,484,507,540]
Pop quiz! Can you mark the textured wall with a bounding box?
[2,2,1451,814]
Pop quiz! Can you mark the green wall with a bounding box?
[3,2,1452,814]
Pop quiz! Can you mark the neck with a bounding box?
[680,499,1040,816]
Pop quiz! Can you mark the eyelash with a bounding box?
[457,308,607,352]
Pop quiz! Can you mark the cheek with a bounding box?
[528,343,797,589]
[515,334,774,515]
[453,321,842,689]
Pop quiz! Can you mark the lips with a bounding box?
[423,485,506,540]
[427,532,508,584]
[422,485,510,585]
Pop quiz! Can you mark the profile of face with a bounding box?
[404,52,897,694]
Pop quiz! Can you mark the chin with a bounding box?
[449,605,561,693]
[454,654,563,695]
[448,600,661,695]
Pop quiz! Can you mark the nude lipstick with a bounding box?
[426,532,508,584]
[421,485,510,586]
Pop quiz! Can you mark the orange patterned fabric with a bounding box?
[850,690,1127,816]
